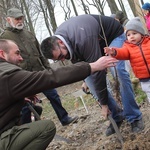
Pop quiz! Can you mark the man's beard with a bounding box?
[15,23,24,30]
[10,20,24,30]
[61,45,70,59]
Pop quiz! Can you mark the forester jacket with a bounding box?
[0,26,50,71]
[0,59,91,134]
[114,36,150,80]
[55,14,124,105]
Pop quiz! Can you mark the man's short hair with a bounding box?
[41,36,58,59]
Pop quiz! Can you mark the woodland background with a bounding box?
[0,0,148,43]
[0,1,150,149]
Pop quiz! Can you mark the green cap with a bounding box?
[7,8,24,18]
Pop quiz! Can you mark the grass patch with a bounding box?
[40,73,147,120]
[41,92,96,120]
[134,85,147,104]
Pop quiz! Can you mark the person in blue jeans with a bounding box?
[107,33,143,135]
[41,14,144,136]
[106,12,143,134]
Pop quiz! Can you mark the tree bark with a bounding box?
[133,0,148,33]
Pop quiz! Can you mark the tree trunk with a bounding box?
[80,0,88,14]
[46,0,57,32]
[118,0,126,14]
[107,0,119,14]
[133,0,148,33]
[22,0,35,35]
[38,0,52,36]
[127,0,136,16]
[70,0,78,16]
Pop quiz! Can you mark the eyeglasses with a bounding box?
[53,44,65,63]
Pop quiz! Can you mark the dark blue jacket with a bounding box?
[55,14,124,105]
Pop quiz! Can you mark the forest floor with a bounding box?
[38,81,150,150]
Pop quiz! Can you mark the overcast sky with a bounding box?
[35,0,147,43]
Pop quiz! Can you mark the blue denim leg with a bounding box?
[43,89,69,123]
[109,33,142,123]
[85,76,124,122]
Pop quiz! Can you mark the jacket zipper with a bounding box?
[139,45,150,75]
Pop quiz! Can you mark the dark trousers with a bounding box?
[43,88,69,124]
[21,103,42,124]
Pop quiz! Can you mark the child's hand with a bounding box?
[104,47,115,56]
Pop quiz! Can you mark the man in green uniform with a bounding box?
[0,8,78,126]
[0,39,118,150]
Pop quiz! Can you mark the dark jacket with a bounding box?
[0,27,50,71]
[55,14,124,105]
[0,58,91,133]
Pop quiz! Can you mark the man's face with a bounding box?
[7,16,24,30]
[52,43,69,61]
[3,42,23,65]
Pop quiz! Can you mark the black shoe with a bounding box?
[62,116,78,126]
[131,118,144,133]
[105,120,123,136]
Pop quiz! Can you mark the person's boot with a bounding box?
[131,118,144,133]
[62,116,78,126]
[105,120,123,136]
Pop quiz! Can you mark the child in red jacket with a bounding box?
[105,17,150,103]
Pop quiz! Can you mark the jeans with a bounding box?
[85,33,142,123]
[43,89,69,124]
[21,103,43,124]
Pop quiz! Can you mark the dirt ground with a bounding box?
[44,82,150,150]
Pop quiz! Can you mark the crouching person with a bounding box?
[0,39,118,150]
